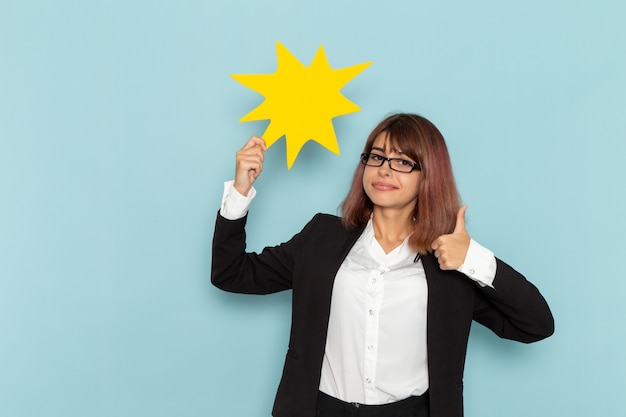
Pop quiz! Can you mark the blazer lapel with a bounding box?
[320,223,366,292]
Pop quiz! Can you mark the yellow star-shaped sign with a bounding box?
[232,42,372,169]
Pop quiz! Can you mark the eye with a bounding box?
[399,159,413,166]
[370,153,384,161]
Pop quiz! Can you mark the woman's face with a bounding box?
[362,133,421,215]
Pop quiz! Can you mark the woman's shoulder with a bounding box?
[301,213,341,232]
[310,213,362,229]
[311,212,341,223]
[295,213,364,253]
[302,213,363,236]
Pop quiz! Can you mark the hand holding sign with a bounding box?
[234,136,267,197]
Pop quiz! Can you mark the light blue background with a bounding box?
[1,1,625,416]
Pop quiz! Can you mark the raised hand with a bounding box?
[234,136,267,196]
[431,205,471,270]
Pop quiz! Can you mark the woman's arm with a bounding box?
[211,135,297,294]
[431,205,554,342]
[473,260,555,343]
[211,212,300,294]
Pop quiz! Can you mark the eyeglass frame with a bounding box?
[360,152,422,173]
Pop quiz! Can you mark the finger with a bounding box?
[453,205,468,234]
[237,139,266,164]
[237,156,263,177]
[241,135,267,151]
[237,147,265,164]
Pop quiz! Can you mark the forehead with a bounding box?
[371,132,402,153]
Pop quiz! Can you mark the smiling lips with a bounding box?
[372,182,398,191]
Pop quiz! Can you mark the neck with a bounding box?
[371,207,415,253]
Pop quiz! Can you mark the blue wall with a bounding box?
[1,1,625,416]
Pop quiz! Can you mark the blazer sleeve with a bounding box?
[473,258,555,343]
[211,211,306,294]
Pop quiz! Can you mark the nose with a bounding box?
[377,160,392,176]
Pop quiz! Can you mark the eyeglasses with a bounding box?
[360,153,421,173]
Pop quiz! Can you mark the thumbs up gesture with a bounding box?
[431,205,471,270]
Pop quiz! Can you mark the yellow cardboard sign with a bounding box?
[232,42,372,169]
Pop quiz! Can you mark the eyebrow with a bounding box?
[371,146,405,155]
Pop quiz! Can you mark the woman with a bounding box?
[212,113,554,417]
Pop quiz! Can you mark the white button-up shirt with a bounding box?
[319,219,430,404]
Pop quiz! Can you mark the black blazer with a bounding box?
[211,213,554,417]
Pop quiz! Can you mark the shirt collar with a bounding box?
[360,218,417,268]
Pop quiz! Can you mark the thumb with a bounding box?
[454,205,468,234]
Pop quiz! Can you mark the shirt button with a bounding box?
[469,268,476,275]
[365,378,371,383]
[367,345,374,350]
[372,278,377,284]
[369,309,374,316]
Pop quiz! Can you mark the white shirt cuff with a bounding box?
[219,180,256,220]
[457,239,497,288]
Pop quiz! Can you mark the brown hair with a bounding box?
[340,113,461,254]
